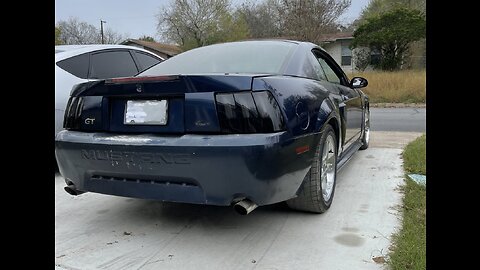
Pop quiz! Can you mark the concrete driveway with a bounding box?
[55,133,416,270]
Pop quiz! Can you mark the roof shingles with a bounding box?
[121,39,183,56]
[317,32,354,43]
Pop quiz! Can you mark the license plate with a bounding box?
[124,100,168,125]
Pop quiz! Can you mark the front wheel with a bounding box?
[286,124,337,213]
[359,107,370,150]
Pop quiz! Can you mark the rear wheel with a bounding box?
[287,124,337,213]
[360,107,370,150]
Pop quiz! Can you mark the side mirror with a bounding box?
[350,77,368,88]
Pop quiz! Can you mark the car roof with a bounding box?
[55,44,164,62]
[184,39,324,53]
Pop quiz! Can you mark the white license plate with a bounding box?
[124,100,168,125]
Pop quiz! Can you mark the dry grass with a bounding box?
[348,70,426,104]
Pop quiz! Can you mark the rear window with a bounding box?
[140,41,297,76]
[56,53,89,79]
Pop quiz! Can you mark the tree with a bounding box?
[139,35,156,42]
[352,48,370,72]
[236,0,350,42]
[359,0,425,21]
[56,17,125,45]
[103,28,125,44]
[275,0,351,43]
[236,0,282,39]
[355,0,426,69]
[157,0,249,50]
[57,17,99,44]
[55,27,63,45]
[351,8,425,71]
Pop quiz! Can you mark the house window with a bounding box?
[370,48,381,65]
[341,43,352,66]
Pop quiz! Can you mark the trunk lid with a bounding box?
[64,74,260,134]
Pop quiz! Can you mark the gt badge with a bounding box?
[85,118,95,125]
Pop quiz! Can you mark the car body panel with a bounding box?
[55,40,369,207]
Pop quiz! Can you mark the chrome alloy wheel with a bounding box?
[364,109,370,144]
[321,135,336,202]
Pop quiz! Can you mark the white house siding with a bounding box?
[321,42,341,67]
[321,40,356,74]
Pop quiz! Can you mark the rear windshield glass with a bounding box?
[140,41,297,75]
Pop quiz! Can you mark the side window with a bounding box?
[56,53,89,79]
[133,51,161,72]
[89,51,139,79]
[317,57,341,84]
[306,52,327,81]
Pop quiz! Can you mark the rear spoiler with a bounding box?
[105,75,180,85]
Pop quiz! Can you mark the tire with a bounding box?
[359,107,370,150]
[287,124,337,213]
[54,154,59,172]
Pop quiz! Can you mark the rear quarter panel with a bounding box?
[252,76,343,158]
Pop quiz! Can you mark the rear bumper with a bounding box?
[55,131,317,206]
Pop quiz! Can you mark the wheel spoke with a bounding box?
[327,155,335,166]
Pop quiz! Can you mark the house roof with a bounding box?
[317,32,354,43]
[120,39,183,56]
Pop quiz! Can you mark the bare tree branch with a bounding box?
[57,17,126,45]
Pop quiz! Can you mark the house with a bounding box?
[319,32,426,71]
[120,39,183,59]
[318,32,357,73]
[318,32,380,73]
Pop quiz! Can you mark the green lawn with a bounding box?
[389,134,426,270]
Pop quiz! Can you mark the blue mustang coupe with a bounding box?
[55,40,370,215]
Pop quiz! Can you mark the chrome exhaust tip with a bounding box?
[233,199,258,215]
[64,184,85,196]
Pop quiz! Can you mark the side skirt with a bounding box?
[337,140,362,171]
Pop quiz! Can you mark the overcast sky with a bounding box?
[55,0,370,42]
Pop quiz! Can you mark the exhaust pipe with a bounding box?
[64,184,85,196]
[233,199,258,215]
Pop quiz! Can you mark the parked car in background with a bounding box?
[55,45,163,136]
[55,40,370,215]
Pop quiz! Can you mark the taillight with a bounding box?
[63,97,84,129]
[215,91,285,133]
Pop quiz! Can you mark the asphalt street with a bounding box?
[370,108,425,132]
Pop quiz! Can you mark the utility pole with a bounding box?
[100,19,106,44]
